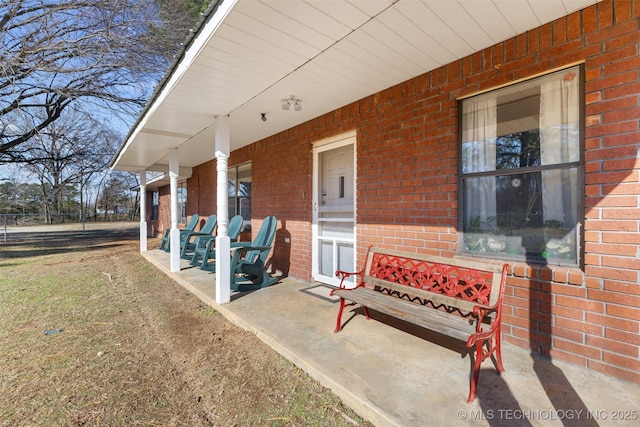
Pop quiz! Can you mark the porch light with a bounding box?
[282,96,302,111]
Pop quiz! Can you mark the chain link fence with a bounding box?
[1,213,137,243]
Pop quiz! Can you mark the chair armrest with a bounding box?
[230,245,271,253]
[192,235,216,250]
[203,237,217,250]
[230,242,253,249]
[183,231,213,241]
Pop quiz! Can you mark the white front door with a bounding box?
[312,133,356,287]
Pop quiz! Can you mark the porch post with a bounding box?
[169,148,181,272]
[215,116,231,304]
[139,171,147,252]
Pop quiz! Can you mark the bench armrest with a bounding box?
[334,245,373,289]
[330,270,366,297]
[466,263,509,348]
[334,269,365,288]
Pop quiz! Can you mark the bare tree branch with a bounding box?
[0,0,208,163]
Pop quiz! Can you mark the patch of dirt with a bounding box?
[0,222,371,426]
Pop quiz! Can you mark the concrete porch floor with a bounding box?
[143,249,639,427]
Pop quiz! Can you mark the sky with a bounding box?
[0,164,37,183]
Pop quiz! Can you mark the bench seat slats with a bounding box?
[332,287,476,342]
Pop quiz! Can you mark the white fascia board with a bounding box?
[112,0,238,171]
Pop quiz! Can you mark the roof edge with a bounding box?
[109,0,225,171]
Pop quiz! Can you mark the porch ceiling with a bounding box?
[111,0,599,174]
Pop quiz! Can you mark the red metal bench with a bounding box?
[330,246,509,403]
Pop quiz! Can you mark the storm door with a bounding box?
[312,133,356,287]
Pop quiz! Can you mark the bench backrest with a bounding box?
[363,247,507,314]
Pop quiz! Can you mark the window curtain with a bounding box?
[462,97,497,226]
[539,71,579,226]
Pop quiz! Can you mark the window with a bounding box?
[151,190,159,221]
[178,183,187,224]
[459,66,583,265]
[228,163,251,230]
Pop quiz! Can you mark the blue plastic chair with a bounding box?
[179,214,217,259]
[158,214,199,252]
[190,215,244,270]
[229,215,278,291]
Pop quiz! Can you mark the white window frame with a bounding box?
[458,65,584,266]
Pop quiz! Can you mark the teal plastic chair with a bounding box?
[190,215,244,271]
[159,214,199,252]
[179,214,217,259]
[229,215,278,291]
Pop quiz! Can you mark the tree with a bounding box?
[25,111,119,221]
[0,179,42,224]
[96,171,139,221]
[0,179,18,214]
[0,0,210,163]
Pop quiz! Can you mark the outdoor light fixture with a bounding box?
[282,96,302,111]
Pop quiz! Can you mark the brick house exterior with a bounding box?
[150,0,639,384]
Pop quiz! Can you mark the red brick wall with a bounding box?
[187,158,216,216]
[183,0,639,383]
[157,186,171,235]
[228,123,339,279]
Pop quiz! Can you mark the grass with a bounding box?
[0,224,371,426]
[1,255,136,424]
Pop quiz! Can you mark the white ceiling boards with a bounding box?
[111,0,599,174]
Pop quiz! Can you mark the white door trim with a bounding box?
[312,131,356,287]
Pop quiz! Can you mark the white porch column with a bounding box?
[169,148,181,272]
[215,116,231,304]
[139,171,148,252]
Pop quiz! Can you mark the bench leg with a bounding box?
[467,331,504,403]
[494,328,505,373]
[468,341,483,403]
[363,306,371,320]
[334,298,347,333]
[333,298,369,333]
